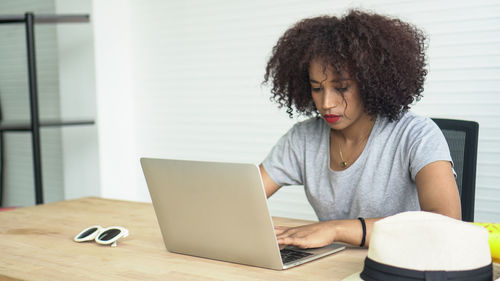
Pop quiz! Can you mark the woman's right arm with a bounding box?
[259,164,281,198]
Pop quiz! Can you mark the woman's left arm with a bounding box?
[415,160,461,220]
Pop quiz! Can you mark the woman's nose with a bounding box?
[322,89,339,110]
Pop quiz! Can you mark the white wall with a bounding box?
[91,0,138,200]
[56,0,100,200]
[87,0,500,221]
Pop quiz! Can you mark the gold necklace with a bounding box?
[339,142,348,168]
[337,133,370,169]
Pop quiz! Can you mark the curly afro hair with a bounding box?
[263,9,428,121]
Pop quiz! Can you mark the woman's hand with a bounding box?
[274,221,337,249]
[275,218,381,249]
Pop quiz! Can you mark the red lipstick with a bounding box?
[323,114,341,123]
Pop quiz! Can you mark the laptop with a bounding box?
[140,157,345,270]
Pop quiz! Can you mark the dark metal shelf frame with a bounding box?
[0,13,93,206]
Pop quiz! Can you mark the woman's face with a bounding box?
[309,59,367,131]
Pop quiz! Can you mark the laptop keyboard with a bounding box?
[280,248,313,264]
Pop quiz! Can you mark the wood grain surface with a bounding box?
[0,197,366,281]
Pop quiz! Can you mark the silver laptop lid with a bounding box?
[141,158,283,270]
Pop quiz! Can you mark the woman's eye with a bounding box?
[311,87,322,92]
[336,87,348,93]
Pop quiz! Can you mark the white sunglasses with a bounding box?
[74,225,129,247]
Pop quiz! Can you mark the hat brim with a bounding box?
[341,272,362,281]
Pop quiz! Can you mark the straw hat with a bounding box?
[343,211,493,281]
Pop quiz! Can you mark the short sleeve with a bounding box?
[262,124,305,187]
[407,118,454,181]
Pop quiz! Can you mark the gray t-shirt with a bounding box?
[262,111,453,221]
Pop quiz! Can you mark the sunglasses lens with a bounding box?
[98,228,121,241]
[77,227,99,239]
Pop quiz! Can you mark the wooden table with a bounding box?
[0,197,366,281]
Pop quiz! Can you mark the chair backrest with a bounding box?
[431,118,479,222]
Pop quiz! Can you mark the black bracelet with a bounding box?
[358,217,366,247]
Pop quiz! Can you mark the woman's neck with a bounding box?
[334,113,376,144]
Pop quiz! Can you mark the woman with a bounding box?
[260,10,461,249]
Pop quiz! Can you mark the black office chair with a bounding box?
[432,118,479,222]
